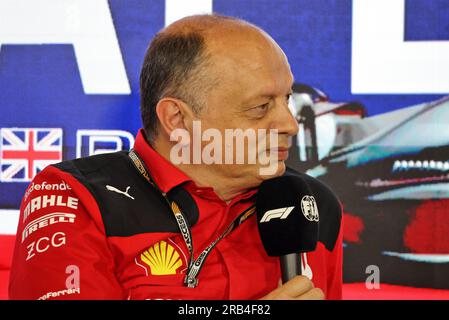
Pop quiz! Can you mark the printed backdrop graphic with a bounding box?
[0,0,448,299]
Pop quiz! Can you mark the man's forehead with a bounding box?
[206,29,284,74]
[240,75,295,104]
[207,24,274,51]
[162,14,285,74]
[207,39,293,95]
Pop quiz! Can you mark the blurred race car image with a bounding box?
[287,84,449,289]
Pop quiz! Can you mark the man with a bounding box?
[9,14,342,300]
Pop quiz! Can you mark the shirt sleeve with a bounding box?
[8,166,125,300]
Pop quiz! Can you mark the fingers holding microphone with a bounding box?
[260,275,325,300]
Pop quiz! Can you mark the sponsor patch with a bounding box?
[37,287,80,300]
[22,212,76,242]
[135,239,187,276]
[23,195,78,223]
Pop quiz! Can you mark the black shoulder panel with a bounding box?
[285,167,342,251]
[52,151,199,237]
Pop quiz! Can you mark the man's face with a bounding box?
[188,27,299,187]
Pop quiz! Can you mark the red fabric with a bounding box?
[0,235,16,269]
[8,166,125,300]
[0,235,16,300]
[0,271,9,300]
[133,130,192,193]
[8,129,343,300]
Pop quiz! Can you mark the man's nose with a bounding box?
[272,100,299,137]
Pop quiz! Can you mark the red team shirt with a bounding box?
[9,129,343,300]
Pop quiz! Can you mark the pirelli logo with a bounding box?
[22,212,76,242]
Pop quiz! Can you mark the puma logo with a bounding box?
[106,185,135,200]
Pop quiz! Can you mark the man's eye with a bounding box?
[245,103,270,119]
[256,103,269,110]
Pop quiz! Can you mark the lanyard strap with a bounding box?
[184,205,255,288]
[128,149,256,288]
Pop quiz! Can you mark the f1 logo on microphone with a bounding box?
[260,206,295,223]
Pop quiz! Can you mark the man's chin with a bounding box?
[258,161,286,180]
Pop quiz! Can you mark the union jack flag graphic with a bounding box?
[0,128,63,182]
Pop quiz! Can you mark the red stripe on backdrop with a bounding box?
[0,271,10,300]
[343,283,449,300]
[0,235,16,300]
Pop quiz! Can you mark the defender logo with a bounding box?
[301,195,319,222]
[260,206,295,223]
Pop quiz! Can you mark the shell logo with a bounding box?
[140,240,184,275]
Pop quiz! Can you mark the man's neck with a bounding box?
[177,165,250,203]
[153,140,251,203]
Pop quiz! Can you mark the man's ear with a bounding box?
[155,98,195,138]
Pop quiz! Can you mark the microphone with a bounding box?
[255,175,319,283]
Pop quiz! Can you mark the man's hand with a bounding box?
[260,275,325,300]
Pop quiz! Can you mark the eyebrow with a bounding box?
[240,73,295,106]
[242,87,294,106]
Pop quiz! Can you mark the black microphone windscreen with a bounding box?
[256,175,319,256]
